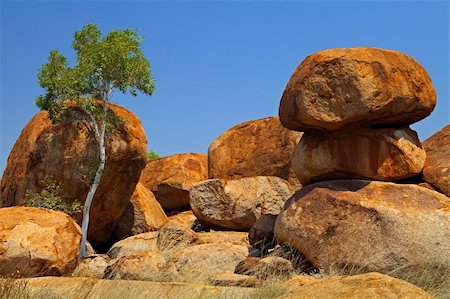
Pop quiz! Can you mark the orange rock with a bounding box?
[274,180,450,277]
[281,273,433,299]
[189,177,294,230]
[140,153,208,210]
[208,117,302,188]
[291,127,426,185]
[112,182,168,241]
[279,47,436,131]
[423,125,450,196]
[0,103,147,249]
[0,207,81,277]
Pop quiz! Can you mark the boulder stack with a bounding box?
[279,47,435,185]
[275,47,449,282]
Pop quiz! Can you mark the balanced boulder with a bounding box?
[291,127,426,184]
[140,153,208,210]
[423,125,450,196]
[0,207,81,277]
[208,117,302,188]
[0,103,147,249]
[279,47,436,132]
[112,182,167,241]
[274,180,450,276]
[190,177,294,230]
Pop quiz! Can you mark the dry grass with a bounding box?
[0,277,29,299]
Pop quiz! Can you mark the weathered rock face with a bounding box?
[0,104,147,249]
[423,125,450,196]
[194,231,249,247]
[235,256,293,280]
[208,117,302,188]
[0,207,81,277]
[174,243,249,281]
[292,127,426,185]
[274,180,450,276]
[107,232,159,260]
[112,183,167,241]
[140,154,208,211]
[279,47,436,132]
[5,276,257,299]
[72,254,110,279]
[105,250,178,282]
[281,273,433,299]
[190,177,294,230]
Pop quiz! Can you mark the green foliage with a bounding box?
[36,23,155,123]
[24,180,83,216]
[147,150,160,159]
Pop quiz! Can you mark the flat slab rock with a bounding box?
[281,272,433,299]
[279,47,436,132]
[274,180,450,277]
[291,127,425,184]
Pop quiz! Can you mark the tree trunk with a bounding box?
[78,100,108,258]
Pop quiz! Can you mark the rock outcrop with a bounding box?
[174,243,249,281]
[291,127,425,184]
[0,103,147,249]
[281,272,433,299]
[274,180,450,276]
[190,177,294,230]
[279,47,436,132]
[423,125,450,196]
[0,207,81,277]
[105,250,178,282]
[140,154,208,211]
[208,117,302,188]
[107,232,159,260]
[112,183,167,241]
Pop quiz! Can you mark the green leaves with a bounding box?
[36,23,155,122]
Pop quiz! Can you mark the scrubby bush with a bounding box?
[24,180,82,216]
[147,150,160,159]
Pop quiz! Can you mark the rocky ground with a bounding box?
[1,47,449,299]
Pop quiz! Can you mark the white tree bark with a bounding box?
[78,99,108,258]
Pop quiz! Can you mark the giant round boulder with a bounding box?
[140,153,208,211]
[291,127,426,185]
[190,177,294,230]
[0,103,147,249]
[274,180,450,277]
[208,117,302,188]
[423,125,450,196]
[0,207,81,277]
[279,47,436,131]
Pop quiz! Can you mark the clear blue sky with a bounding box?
[1,1,449,174]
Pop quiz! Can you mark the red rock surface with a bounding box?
[0,207,81,277]
[140,153,208,210]
[423,125,450,196]
[208,117,302,188]
[291,127,426,184]
[274,180,450,276]
[113,182,168,241]
[0,103,147,249]
[279,47,436,132]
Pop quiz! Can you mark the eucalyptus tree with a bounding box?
[36,24,155,257]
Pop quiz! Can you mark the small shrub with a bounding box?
[147,150,160,160]
[24,180,83,216]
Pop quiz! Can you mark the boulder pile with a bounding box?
[275,47,449,281]
[280,47,434,185]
